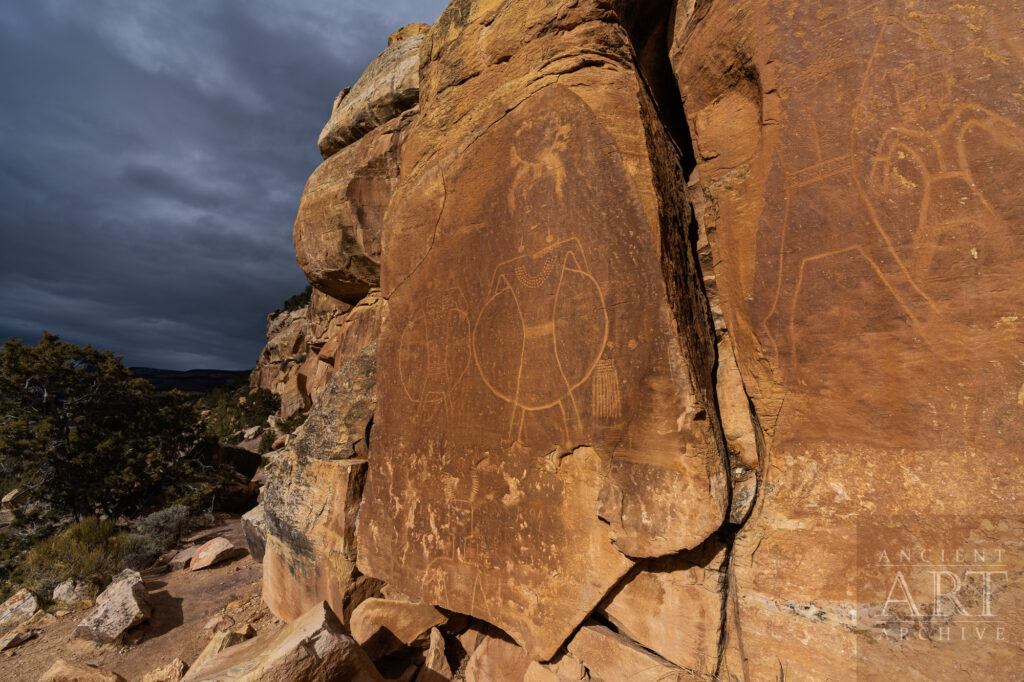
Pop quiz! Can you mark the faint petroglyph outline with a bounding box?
[398,287,471,415]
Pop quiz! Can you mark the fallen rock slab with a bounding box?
[414,627,452,682]
[0,629,35,650]
[74,572,151,643]
[39,659,126,682]
[0,588,38,633]
[140,658,189,682]
[187,629,251,674]
[189,537,248,571]
[182,601,383,682]
[349,598,446,660]
[169,546,198,570]
[567,624,691,682]
[464,633,531,682]
[240,505,267,563]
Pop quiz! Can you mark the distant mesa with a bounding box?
[130,367,250,393]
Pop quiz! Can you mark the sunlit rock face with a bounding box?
[671,0,1024,678]
[265,0,1024,678]
[357,0,729,661]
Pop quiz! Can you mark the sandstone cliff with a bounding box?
[262,3,1024,680]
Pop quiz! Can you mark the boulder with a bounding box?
[38,660,126,682]
[241,505,267,563]
[463,633,531,682]
[140,658,189,682]
[189,537,248,571]
[523,655,588,682]
[414,627,451,682]
[169,545,198,571]
[261,344,380,624]
[0,588,38,633]
[348,598,446,660]
[185,629,251,676]
[566,624,690,682]
[670,0,1024,677]
[181,601,383,682]
[356,0,729,660]
[598,540,727,674]
[317,30,424,157]
[298,106,413,302]
[1,487,29,510]
[52,578,90,605]
[74,572,150,643]
[0,629,35,650]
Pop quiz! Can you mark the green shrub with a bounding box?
[200,387,280,442]
[133,504,189,550]
[258,430,277,454]
[279,411,308,435]
[17,517,123,596]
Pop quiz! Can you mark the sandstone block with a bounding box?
[463,633,531,682]
[189,537,248,571]
[0,589,37,633]
[349,598,446,660]
[52,579,90,605]
[74,574,150,643]
[566,624,691,682]
[140,658,189,682]
[241,505,267,563]
[39,660,126,682]
[317,34,424,157]
[169,545,197,571]
[181,601,383,682]
[414,627,452,682]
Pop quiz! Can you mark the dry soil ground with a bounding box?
[0,514,281,681]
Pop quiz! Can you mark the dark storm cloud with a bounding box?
[0,0,449,369]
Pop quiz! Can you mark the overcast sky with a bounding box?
[0,0,448,370]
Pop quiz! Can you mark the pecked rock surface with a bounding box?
[270,0,1024,678]
[357,0,729,660]
[671,0,1024,678]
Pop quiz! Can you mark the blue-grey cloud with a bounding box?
[0,0,449,369]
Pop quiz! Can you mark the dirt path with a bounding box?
[0,515,280,682]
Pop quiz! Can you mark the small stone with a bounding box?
[0,629,35,651]
[39,659,126,682]
[140,657,189,682]
[169,546,198,571]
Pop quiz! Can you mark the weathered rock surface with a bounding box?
[414,627,452,682]
[39,660,126,682]
[0,588,37,633]
[181,602,383,682]
[250,307,308,419]
[462,632,532,682]
[74,571,150,643]
[567,624,690,682]
[140,658,189,682]
[240,505,267,563]
[185,629,251,677]
[299,108,413,303]
[299,291,381,406]
[317,28,425,158]
[357,0,728,660]
[0,628,35,650]
[190,537,248,571]
[671,0,1024,677]
[169,545,198,571]
[522,654,588,682]
[52,578,90,604]
[349,598,446,660]
[599,539,726,674]
[262,343,379,624]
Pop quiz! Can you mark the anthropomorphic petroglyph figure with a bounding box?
[399,288,470,423]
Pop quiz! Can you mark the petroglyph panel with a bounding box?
[672,0,1024,678]
[360,80,727,660]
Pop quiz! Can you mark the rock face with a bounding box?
[240,505,268,562]
[261,343,380,624]
[670,0,1024,678]
[357,0,728,660]
[74,571,150,643]
[276,0,1024,678]
[0,588,37,633]
[189,537,248,570]
[182,602,383,682]
[250,307,308,419]
[317,26,426,158]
